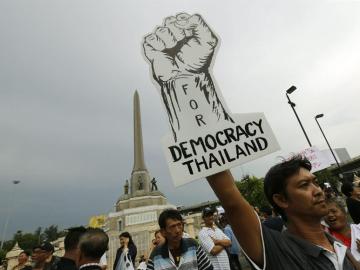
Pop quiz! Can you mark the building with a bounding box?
[321,147,351,164]
[98,91,213,267]
[104,91,175,267]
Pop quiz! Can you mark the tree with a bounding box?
[235,175,269,208]
[34,227,44,244]
[314,169,342,194]
[43,225,66,241]
[0,249,7,265]
[0,225,66,265]
[43,225,59,242]
[18,233,38,251]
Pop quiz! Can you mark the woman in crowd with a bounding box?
[325,198,360,260]
[145,230,165,261]
[113,232,137,270]
[11,251,32,270]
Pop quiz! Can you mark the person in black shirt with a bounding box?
[341,181,360,224]
[206,156,360,269]
[78,228,109,270]
[259,206,284,232]
[52,226,86,270]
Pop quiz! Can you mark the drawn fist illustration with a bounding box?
[143,13,233,142]
[143,13,218,82]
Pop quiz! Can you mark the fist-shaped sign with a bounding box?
[143,13,233,142]
[143,13,218,82]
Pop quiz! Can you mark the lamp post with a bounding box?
[0,180,20,250]
[314,114,342,172]
[286,86,312,147]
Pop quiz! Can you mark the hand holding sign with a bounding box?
[143,13,280,186]
[143,13,233,142]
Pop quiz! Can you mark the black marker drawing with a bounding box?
[143,13,234,142]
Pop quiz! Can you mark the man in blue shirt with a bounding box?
[220,215,242,270]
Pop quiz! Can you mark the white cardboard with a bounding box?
[143,13,280,185]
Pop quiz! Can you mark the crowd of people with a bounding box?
[5,227,108,270]
[4,155,360,270]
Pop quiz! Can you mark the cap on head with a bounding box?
[39,242,54,253]
[202,207,215,218]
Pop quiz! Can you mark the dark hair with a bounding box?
[158,209,183,229]
[20,251,30,257]
[259,206,272,216]
[79,228,109,260]
[64,226,87,251]
[264,155,312,221]
[119,231,135,247]
[32,246,41,251]
[341,181,354,197]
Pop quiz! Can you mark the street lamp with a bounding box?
[314,114,341,171]
[0,180,20,250]
[285,86,312,147]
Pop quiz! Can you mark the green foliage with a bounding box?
[314,169,341,192]
[43,225,66,242]
[235,175,269,208]
[0,224,66,265]
[18,233,39,251]
[0,249,7,264]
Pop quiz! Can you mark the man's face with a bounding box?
[281,168,327,219]
[161,218,183,243]
[31,248,48,263]
[203,214,215,226]
[18,252,28,264]
[325,203,347,231]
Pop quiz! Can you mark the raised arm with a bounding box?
[207,170,263,266]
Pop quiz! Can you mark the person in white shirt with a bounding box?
[198,207,231,270]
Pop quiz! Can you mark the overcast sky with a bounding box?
[1,0,360,240]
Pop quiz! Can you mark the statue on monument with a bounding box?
[124,180,129,195]
[151,177,158,191]
[138,177,144,190]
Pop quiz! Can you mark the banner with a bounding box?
[143,13,280,185]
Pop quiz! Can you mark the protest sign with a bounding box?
[143,13,280,186]
[298,146,332,173]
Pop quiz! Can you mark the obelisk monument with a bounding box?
[105,91,176,266]
[130,90,151,195]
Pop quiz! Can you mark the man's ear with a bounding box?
[273,193,288,210]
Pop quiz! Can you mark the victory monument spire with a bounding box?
[132,90,147,173]
[116,91,164,207]
[130,90,151,194]
[106,91,177,267]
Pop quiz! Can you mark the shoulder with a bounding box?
[214,227,224,233]
[149,244,164,260]
[198,227,209,236]
[347,197,360,205]
[182,237,199,247]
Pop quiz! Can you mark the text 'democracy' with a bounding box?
[143,13,280,185]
